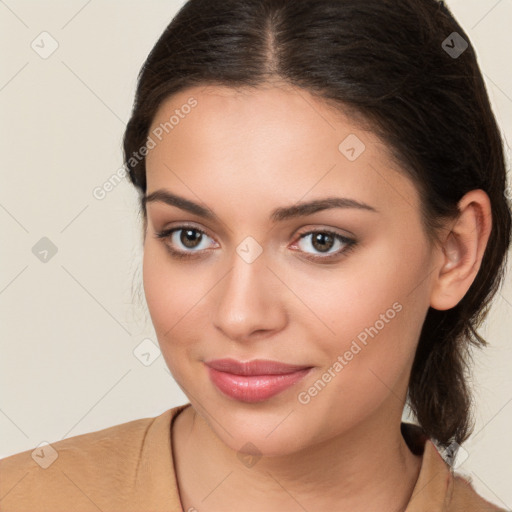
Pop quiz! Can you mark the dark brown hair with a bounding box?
[123,0,512,448]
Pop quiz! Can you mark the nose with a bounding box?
[211,249,288,343]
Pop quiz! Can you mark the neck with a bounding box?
[172,401,423,512]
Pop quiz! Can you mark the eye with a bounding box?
[291,229,357,261]
[154,225,217,259]
[154,225,357,262]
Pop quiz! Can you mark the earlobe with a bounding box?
[429,189,492,311]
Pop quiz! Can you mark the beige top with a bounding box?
[0,403,507,511]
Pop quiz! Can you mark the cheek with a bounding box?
[142,247,190,387]
[142,241,216,383]
[301,238,429,396]
[142,245,173,333]
[142,243,199,344]
[295,280,424,439]
[330,232,429,346]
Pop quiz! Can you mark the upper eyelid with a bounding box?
[163,223,218,244]
[158,223,354,241]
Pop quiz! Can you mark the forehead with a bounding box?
[145,84,421,225]
[148,83,371,158]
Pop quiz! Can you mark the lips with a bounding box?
[204,358,313,402]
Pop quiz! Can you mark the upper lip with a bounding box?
[204,358,312,376]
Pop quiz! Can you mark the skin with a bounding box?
[142,83,492,512]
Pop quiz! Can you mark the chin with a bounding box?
[225,427,307,459]
[195,398,315,456]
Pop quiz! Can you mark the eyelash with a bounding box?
[154,224,357,262]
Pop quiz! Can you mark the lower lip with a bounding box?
[206,365,312,403]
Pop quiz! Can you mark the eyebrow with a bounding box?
[143,189,378,222]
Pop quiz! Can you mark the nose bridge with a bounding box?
[212,238,284,339]
[221,241,270,313]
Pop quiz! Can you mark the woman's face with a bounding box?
[143,84,439,456]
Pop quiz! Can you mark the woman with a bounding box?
[1,0,510,510]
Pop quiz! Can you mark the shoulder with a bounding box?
[0,412,158,471]
[0,406,183,511]
[448,472,509,512]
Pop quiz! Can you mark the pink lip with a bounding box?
[205,358,313,403]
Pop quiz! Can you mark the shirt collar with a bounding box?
[402,422,453,512]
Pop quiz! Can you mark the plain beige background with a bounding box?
[0,0,511,508]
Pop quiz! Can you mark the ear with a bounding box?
[429,189,493,311]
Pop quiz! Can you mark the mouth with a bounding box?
[204,358,313,403]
